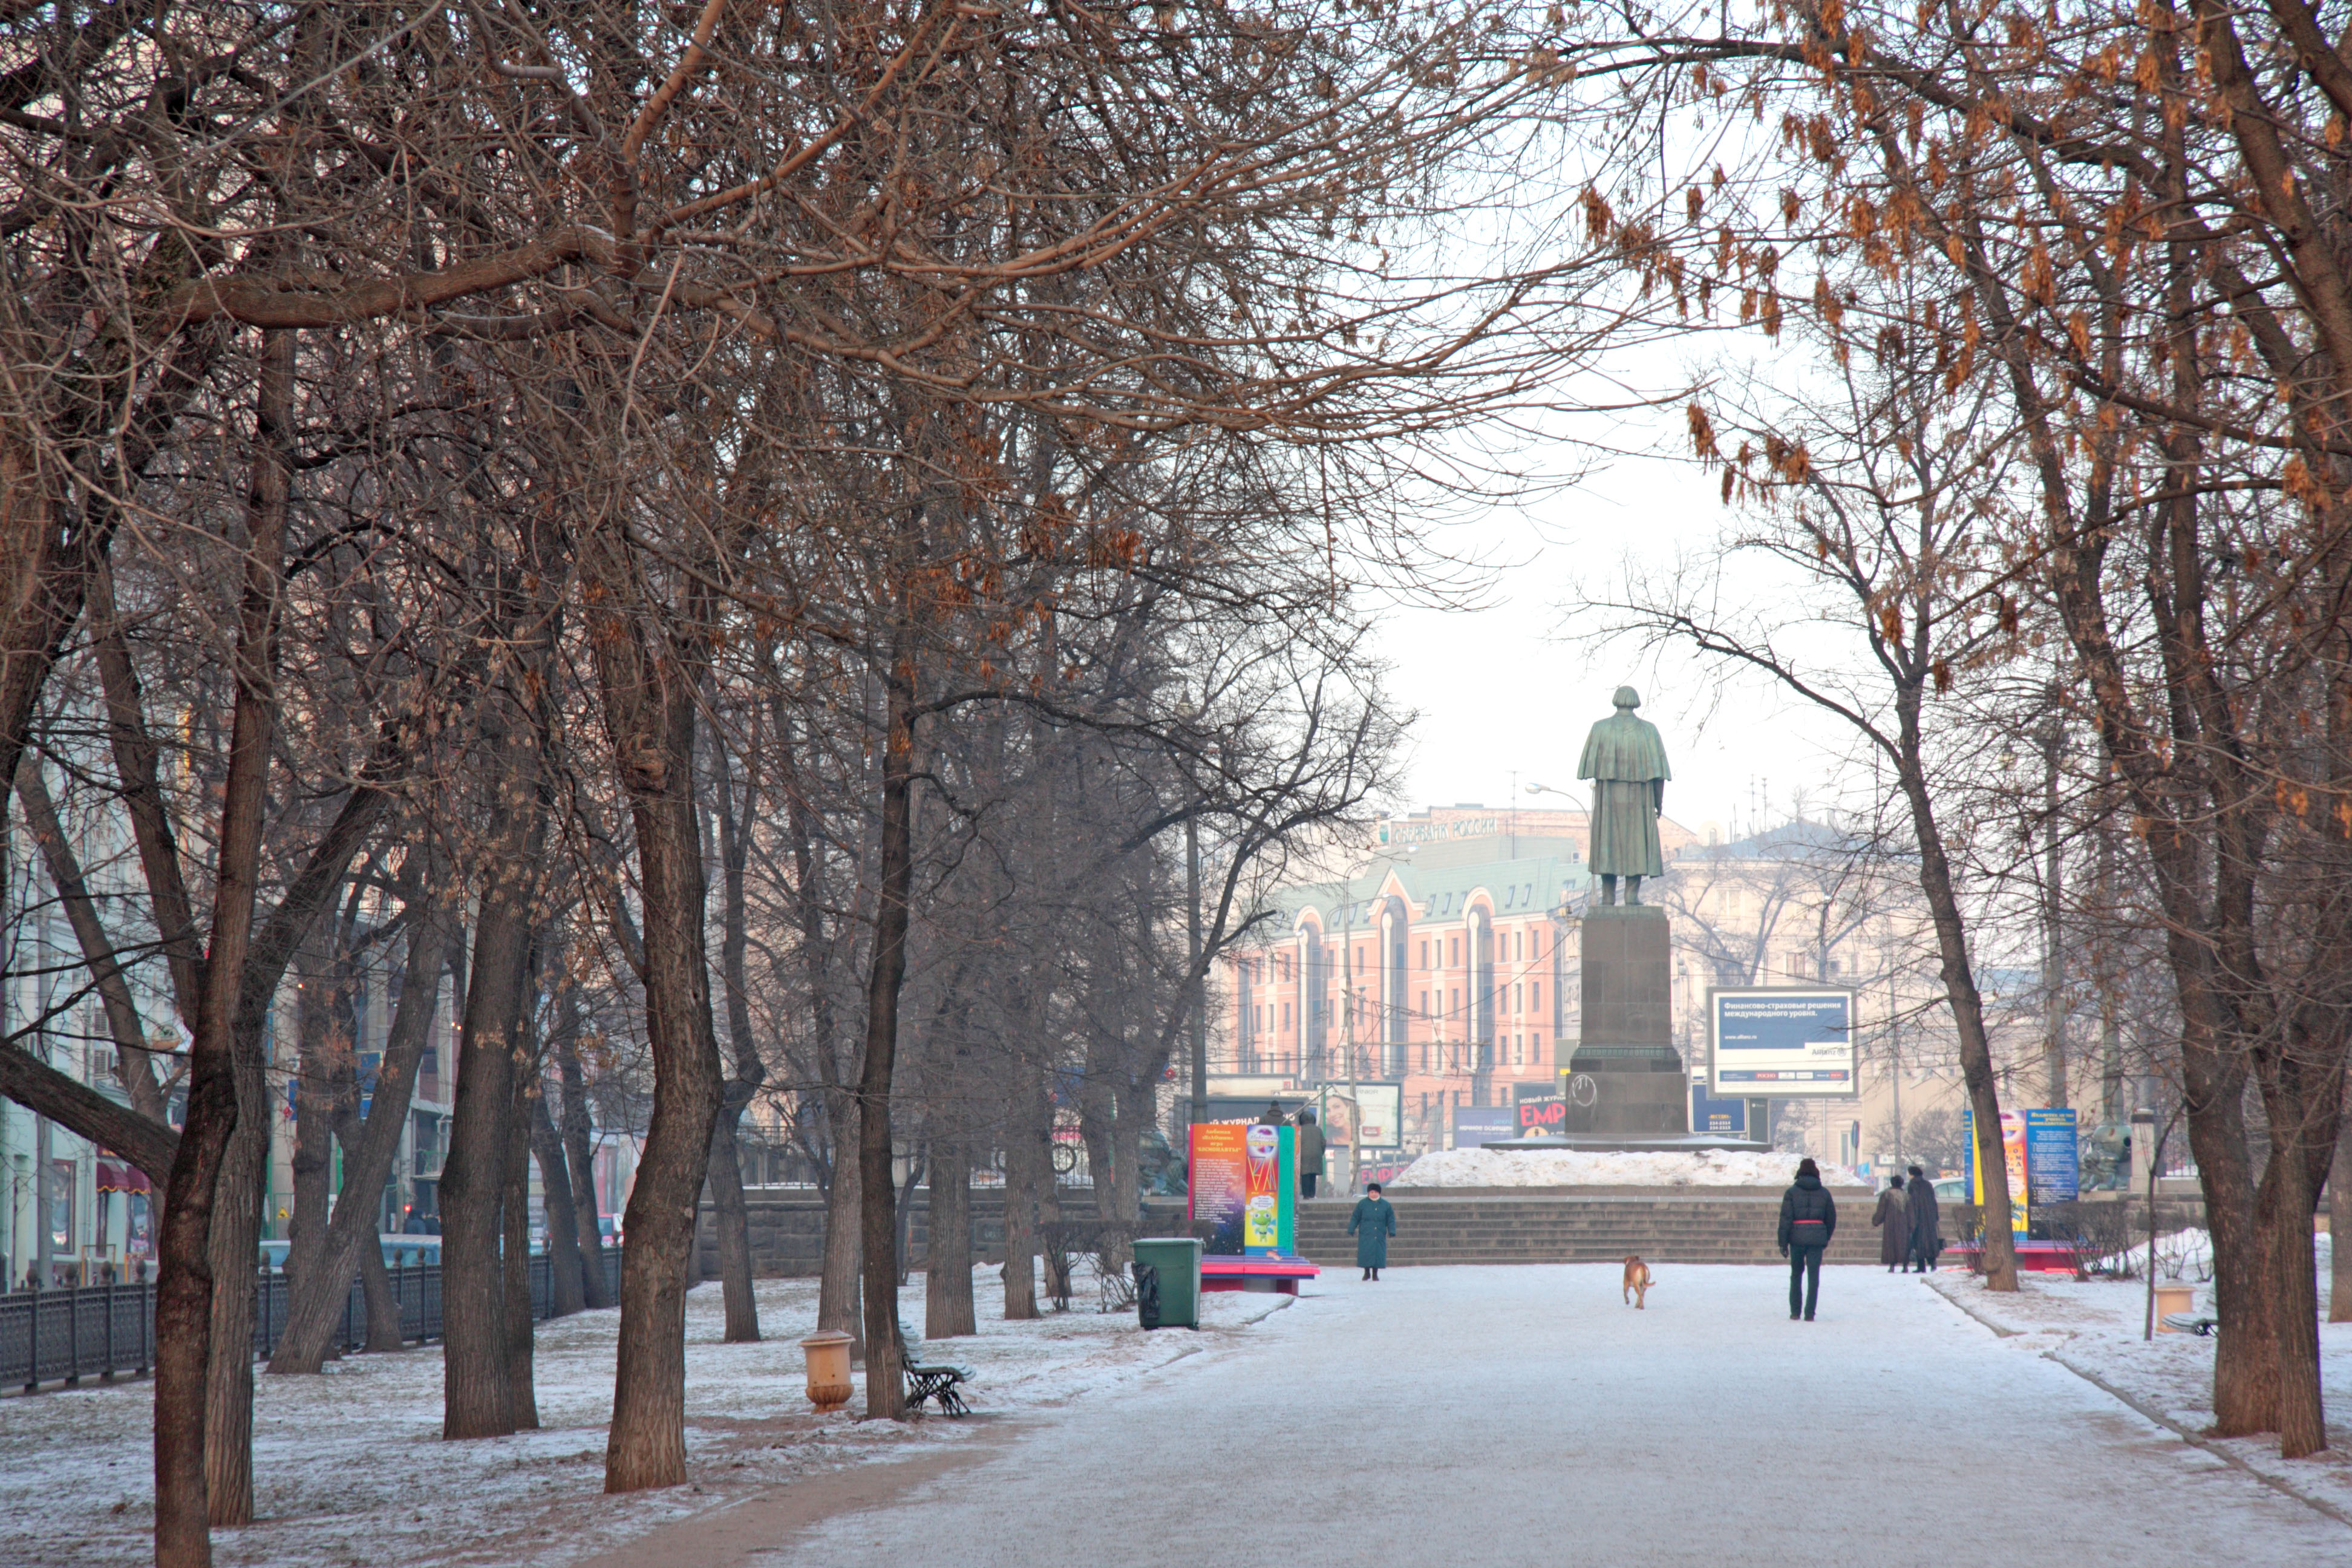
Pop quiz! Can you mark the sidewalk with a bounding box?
[1927,1233,2352,1525]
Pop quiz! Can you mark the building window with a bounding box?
[1514,982,1523,1014]
[1451,986,1460,1018]
[1513,1034,1523,1066]
[1282,1002,1291,1031]
[1420,939,1429,969]
[1450,935,1460,967]
[1532,1033,1544,1065]
[1531,981,1540,1014]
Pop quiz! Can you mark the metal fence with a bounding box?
[1,1249,624,1391]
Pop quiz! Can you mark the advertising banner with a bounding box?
[1452,1106,1516,1149]
[2025,1108,2080,1206]
[1517,1096,1567,1135]
[1708,988,1857,1096]
[1241,1123,1298,1255]
[1190,1122,1295,1256]
[1690,1087,1747,1135]
[1189,1123,1250,1254]
[1962,1108,2033,1234]
[1320,1082,1403,1151]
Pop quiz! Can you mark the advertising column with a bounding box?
[1962,1107,2033,1235]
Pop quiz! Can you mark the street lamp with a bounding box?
[1334,843,1415,1195]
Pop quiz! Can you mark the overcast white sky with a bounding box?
[1368,422,1867,841]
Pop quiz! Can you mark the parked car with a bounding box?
[258,1234,442,1271]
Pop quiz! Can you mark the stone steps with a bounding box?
[1293,1193,1889,1267]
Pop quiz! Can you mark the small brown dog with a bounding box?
[1622,1255,1653,1309]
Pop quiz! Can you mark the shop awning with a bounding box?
[96,1160,152,1194]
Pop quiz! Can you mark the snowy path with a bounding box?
[745,1264,2350,1568]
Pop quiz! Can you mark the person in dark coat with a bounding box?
[1777,1158,1837,1320]
[1906,1163,1941,1273]
[1349,1182,1396,1279]
[1872,1174,1909,1271]
[1295,1109,1327,1200]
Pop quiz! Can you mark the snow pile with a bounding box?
[1393,1146,1867,1189]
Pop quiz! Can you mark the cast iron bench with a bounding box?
[900,1324,973,1416]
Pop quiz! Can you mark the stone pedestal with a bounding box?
[1564,904,1688,1134]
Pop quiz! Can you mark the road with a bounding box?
[738,1264,2345,1567]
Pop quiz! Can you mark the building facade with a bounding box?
[1214,806,2015,1172]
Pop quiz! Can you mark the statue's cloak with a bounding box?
[1578,712,1670,877]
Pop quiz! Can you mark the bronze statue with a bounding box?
[1578,685,1670,904]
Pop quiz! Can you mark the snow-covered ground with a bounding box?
[1930,1232,2352,1523]
[1395,1145,1868,1187]
[0,1266,1285,1567]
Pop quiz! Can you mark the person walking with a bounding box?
[1777,1157,1837,1320]
[1295,1109,1326,1200]
[1872,1174,1909,1272]
[1349,1181,1396,1281]
[1906,1163,1941,1274]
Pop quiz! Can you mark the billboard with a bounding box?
[1452,1106,1516,1149]
[1517,1097,1567,1135]
[1321,1081,1403,1151]
[1189,1122,1297,1256]
[1708,988,1857,1097]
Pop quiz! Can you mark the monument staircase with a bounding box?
[1293,1189,1887,1269]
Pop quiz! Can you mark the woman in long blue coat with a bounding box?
[1348,1183,1397,1280]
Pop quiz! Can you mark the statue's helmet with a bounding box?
[1612,685,1641,709]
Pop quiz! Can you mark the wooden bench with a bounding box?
[900,1325,974,1416]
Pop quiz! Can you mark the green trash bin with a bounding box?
[1129,1237,1203,1330]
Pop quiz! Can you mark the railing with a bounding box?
[0,1249,624,1391]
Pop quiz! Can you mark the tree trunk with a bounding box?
[589,569,727,1494]
[2257,1147,2325,1457]
[817,1088,863,1356]
[553,1015,616,1310]
[1002,1098,1042,1322]
[856,675,916,1419]
[503,1066,538,1431]
[2184,1034,2273,1436]
[357,1238,402,1353]
[707,1109,760,1341]
[2332,1080,2352,1324]
[153,325,292,1568]
[204,1037,269,1529]
[281,947,345,1361]
[925,1140,975,1338]
[440,794,540,1439]
[710,725,765,1342]
[1892,685,2019,1291]
[269,903,448,1374]
[531,1084,587,1319]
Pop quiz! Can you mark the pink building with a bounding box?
[1217,806,1697,1151]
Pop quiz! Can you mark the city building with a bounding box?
[1212,805,2014,1170]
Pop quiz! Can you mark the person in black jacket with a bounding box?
[1906,1163,1941,1274]
[1777,1158,1838,1321]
